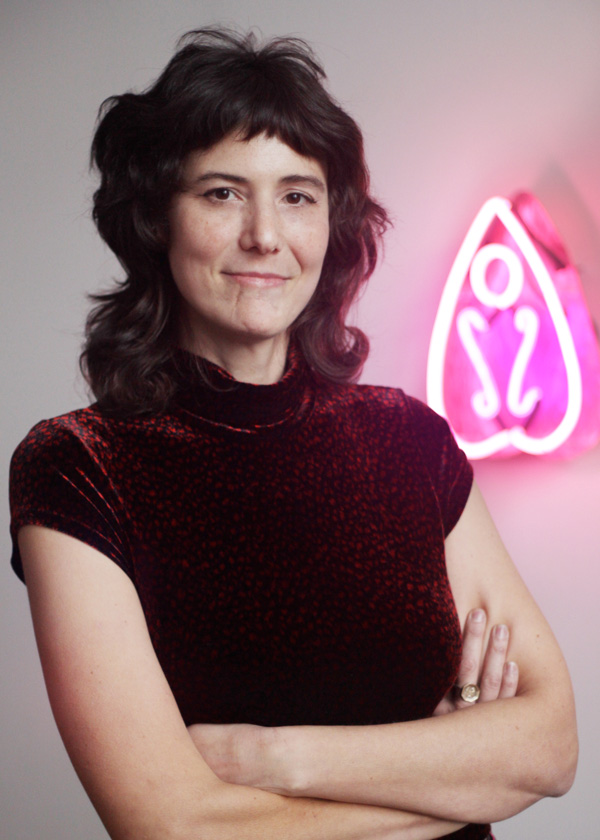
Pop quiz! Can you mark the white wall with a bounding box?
[2,1,599,837]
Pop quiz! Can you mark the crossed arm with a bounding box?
[187,484,577,824]
[19,482,577,839]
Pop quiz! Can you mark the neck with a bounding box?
[178,331,290,384]
[170,340,311,432]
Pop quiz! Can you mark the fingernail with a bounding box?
[504,661,518,677]
[494,624,508,640]
[471,609,485,623]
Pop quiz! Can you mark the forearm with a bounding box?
[275,691,576,824]
[81,725,466,840]
[163,776,465,840]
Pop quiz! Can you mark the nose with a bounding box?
[239,201,281,254]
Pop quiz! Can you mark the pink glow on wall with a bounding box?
[427,193,600,459]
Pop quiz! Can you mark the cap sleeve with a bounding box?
[404,397,473,536]
[9,416,133,583]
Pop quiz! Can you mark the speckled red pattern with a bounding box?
[10,351,488,839]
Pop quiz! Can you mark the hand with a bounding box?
[433,608,519,716]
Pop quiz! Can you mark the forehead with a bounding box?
[181,132,327,186]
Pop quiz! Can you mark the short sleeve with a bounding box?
[9,417,133,583]
[404,397,473,536]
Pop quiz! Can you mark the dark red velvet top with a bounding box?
[10,351,489,839]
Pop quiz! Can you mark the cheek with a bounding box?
[169,219,225,280]
[300,220,330,272]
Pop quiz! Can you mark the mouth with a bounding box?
[222,271,289,288]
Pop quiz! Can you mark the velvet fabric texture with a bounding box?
[10,351,489,839]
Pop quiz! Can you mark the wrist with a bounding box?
[264,725,312,796]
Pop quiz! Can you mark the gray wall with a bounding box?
[2,1,599,837]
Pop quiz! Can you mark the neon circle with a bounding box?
[469,243,523,309]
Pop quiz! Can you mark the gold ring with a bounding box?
[459,684,481,704]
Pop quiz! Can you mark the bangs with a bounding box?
[181,77,329,167]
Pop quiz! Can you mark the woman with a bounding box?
[9,28,576,840]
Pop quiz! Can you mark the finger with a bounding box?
[455,608,486,708]
[432,696,454,717]
[479,624,509,702]
[498,660,519,699]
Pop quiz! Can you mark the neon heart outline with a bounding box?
[427,196,582,458]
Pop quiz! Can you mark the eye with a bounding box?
[203,187,237,201]
[284,192,315,206]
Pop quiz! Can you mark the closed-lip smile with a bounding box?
[223,270,289,286]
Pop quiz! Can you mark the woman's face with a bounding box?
[168,132,329,374]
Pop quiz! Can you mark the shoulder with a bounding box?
[10,404,169,463]
[8,405,148,514]
[9,407,141,583]
[314,380,454,441]
[314,380,407,415]
[314,381,472,529]
[15,406,99,439]
[11,407,113,470]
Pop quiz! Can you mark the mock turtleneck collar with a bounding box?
[170,345,314,431]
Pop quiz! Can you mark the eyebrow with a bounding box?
[189,171,326,192]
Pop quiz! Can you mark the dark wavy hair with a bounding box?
[82,27,390,415]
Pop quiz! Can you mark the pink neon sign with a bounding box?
[427,193,600,459]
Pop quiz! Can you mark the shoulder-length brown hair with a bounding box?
[81,28,390,415]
